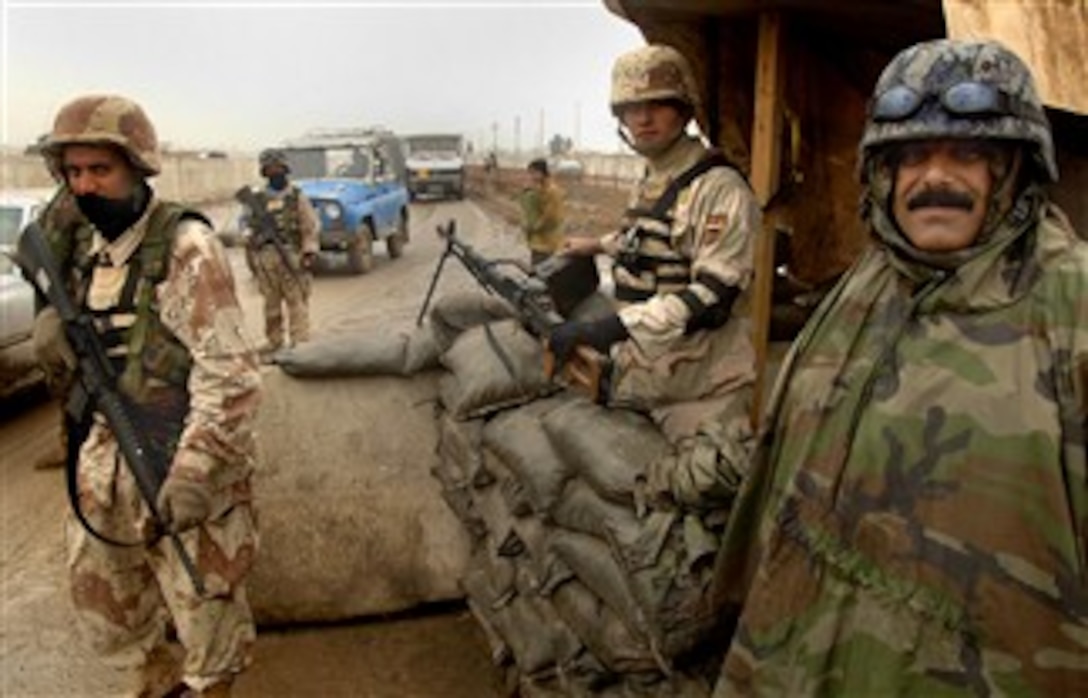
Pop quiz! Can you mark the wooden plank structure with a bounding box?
[603,0,1088,424]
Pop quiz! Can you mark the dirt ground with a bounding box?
[0,174,627,697]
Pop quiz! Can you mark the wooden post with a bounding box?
[748,11,785,428]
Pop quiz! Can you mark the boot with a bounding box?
[129,644,184,698]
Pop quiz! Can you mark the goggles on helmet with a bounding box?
[870,81,1013,122]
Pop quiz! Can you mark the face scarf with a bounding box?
[268,173,288,191]
[76,181,151,241]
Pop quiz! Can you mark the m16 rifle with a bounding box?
[15,223,205,596]
[417,219,608,402]
[234,186,307,284]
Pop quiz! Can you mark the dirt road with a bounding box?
[0,196,532,697]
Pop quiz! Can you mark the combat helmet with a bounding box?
[259,148,290,175]
[860,39,1056,182]
[44,94,161,176]
[610,44,700,116]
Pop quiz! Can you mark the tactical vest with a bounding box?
[613,152,735,304]
[252,186,303,247]
[49,201,207,455]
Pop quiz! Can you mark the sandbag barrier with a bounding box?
[430,305,740,697]
[273,290,743,694]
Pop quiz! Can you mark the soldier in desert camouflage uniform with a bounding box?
[32,94,261,697]
[712,39,1088,696]
[553,44,761,435]
[242,148,319,361]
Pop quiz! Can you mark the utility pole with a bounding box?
[574,101,581,151]
[538,108,545,154]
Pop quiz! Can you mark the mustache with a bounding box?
[906,188,975,212]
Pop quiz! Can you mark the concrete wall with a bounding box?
[1,151,259,205]
[471,150,643,187]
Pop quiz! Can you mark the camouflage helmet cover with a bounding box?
[259,148,290,175]
[45,94,161,176]
[610,44,700,115]
[860,39,1056,182]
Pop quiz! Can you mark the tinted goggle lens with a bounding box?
[871,81,1010,122]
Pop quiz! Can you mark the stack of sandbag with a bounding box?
[430,299,748,697]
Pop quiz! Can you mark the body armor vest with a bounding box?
[252,186,303,247]
[54,201,206,459]
[613,152,734,304]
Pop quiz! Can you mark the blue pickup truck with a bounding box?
[281,129,410,274]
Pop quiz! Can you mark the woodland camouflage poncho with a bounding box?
[712,39,1087,696]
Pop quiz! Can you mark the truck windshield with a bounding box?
[283,146,371,179]
[406,137,462,157]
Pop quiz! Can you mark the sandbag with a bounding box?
[551,479,675,573]
[620,514,721,660]
[463,555,582,677]
[437,412,491,487]
[483,448,534,518]
[428,290,518,352]
[247,368,470,624]
[550,579,658,674]
[471,469,521,557]
[548,529,658,658]
[549,516,721,664]
[483,395,574,515]
[439,319,552,419]
[430,456,488,541]
[274,325,441,378]
[510,515,573,596]
[543,400,670,505]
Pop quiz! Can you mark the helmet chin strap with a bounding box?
[617,122,687,159]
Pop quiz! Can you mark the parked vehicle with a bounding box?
[0,188,52,398]
[281,129,411,274]
[403,133,466,201]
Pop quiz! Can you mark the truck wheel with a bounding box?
[386,211,409,259]
[347,223,374,274]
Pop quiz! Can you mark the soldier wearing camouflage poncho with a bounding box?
[32,94,262,697]
[711,39,1088,695]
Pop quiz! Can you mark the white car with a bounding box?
[0,188,53,398]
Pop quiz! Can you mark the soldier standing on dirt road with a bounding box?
[711,39,1088,695]
[519,157,566,265]
[31,93,262,697]
[242,148,319,362]
[553,44,761,442]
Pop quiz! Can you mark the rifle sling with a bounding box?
[64,410,151,548]
[643,150,740,222]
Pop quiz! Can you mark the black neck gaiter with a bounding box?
[76,181,152,241]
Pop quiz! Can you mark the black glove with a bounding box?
[548,314,628,368]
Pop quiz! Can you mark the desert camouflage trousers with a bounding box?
[610,315,755,416]
[66,439,258,690]
[250,245,311,349]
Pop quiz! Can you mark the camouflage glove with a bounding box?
[156,476,213,533]
[32,307,76,392]
[547,315,628,369]
[301,251,318,270]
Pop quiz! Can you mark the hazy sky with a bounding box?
[0,0,645,154]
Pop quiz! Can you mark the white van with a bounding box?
[0,188,53,398]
